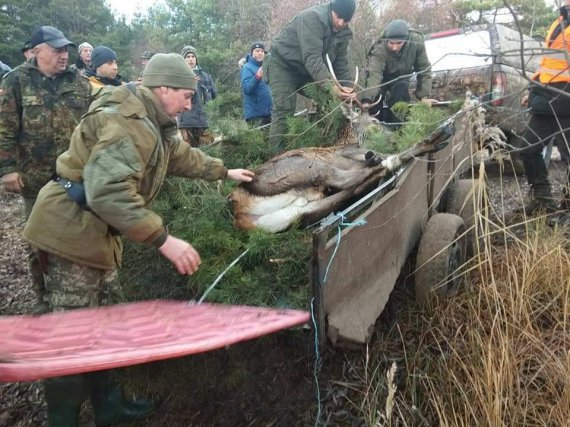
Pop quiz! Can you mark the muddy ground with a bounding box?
[1,156,568,427]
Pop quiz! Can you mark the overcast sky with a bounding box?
[105,0,163,20]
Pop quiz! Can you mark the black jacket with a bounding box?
[178,66,217,129]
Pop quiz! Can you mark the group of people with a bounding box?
[0,25,253,426]
[0,0,569,424]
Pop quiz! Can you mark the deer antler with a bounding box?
[325,54,382,112]
[325,53,358,94]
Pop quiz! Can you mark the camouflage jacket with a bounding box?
[361,30,432,102]
[269,3,353,86]
[24,85,228,270]
[0,59,91,197]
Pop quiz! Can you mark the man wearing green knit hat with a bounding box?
[23,53,254,427]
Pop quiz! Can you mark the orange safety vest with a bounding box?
[536,17,570,84]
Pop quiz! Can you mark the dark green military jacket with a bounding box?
[270,3,353,86]
[361,30,432,102]
[24,85,228,270]
[0,59,91,197]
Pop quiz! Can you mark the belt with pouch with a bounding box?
[53,175,121,235]
[53,175,90,210]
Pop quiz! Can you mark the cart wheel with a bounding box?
[447,179,483,253]
[415,213,467,307]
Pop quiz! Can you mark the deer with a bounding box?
[228,58,454,233]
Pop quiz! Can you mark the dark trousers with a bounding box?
[180,128,214,147]
[246,116,272,127]
[368,80,412,125]
[265,54,309,154]
[519,113,570,198]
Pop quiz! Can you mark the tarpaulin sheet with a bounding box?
[0,301,310,382]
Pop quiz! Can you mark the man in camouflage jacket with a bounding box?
[23,53,254,426]
[265,0,357,153]
[361,19,432,124]
[0,26,91,311]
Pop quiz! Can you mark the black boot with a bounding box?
[44,374,88,427]
[514,184,558,216]
[88,370,154,426]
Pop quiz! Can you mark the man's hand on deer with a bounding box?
[333,84,357,101]
[421,98,439,107]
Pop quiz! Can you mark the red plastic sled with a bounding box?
[0,300,310,382]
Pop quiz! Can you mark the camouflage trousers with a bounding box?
[41,252,124,312]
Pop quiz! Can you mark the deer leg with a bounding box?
[323,164,384,190]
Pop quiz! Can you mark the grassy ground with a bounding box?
[344,202,570,426]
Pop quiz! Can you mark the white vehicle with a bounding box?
[420,24,554,168]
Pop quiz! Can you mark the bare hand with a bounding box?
[333,85,356,101]
[227,169,255,182]
[255,67,263,79]
[158,235,201,275]
[1,172,24,193]
[421,98,439,107]
[521,94,529,107]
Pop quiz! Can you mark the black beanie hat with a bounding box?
[250,42,265,54]
[331,0,356,21]
[384,20,410,41]
[91,46,117,71]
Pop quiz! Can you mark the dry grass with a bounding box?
[347,189,570,426]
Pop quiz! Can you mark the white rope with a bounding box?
[382,154,403,171]
[197,248,250,304]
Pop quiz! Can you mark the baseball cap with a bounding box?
[30,26,75,49]
[21,40,33,53]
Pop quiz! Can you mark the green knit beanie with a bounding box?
[142,53,197,90]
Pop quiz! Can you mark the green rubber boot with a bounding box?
[44,375,88,427]
[88,371,154,426]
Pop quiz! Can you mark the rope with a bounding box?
[197,248,250,304]
[310,298,322,427]
[323,213,367,283]
[312,212,367,426]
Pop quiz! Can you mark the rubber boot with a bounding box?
[515,184,558,216]
[44,374,88,427]
[88,370,154,426]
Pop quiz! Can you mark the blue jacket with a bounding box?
[178,66,217,129]
[240,55,272,120]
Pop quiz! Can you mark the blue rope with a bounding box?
[312,212,367,426]
[322,213,367,283]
